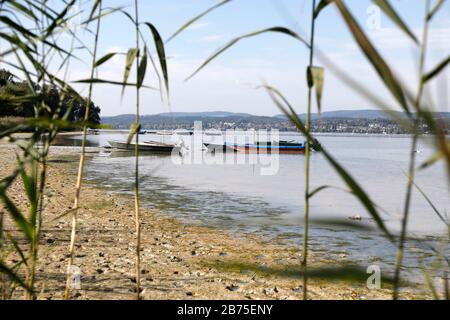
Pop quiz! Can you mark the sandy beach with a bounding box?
[0,143,426,300]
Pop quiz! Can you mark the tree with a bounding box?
[0,69,101,126]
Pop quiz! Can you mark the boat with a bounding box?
[204,129,222,136]
[203,143,238,153]
[174,129,193,136]
[205,140,306,154]
[108,140,181,153]
[156,130,173,136]
[87,128,100,135]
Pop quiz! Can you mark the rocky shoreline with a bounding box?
[0,144,425,300]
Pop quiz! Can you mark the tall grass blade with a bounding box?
[265,85,394,242]
[427,0,446,21]
[0,192,33,241]
[186,27,309,81]
[127,122,141,144]
[0,260,30,293]
[373,0,418,43]
[413,182,449,228]
[137,46,147,89]
[330,0,409,112]
[314,0,335,18]
[166,0,232,43]
[95,52,118,68]
[307,66,325,113]
[423,55,450,83]
[65,0,103,300]
[144,23,169,97]
[122,48,139,97]
[74,78,156,89]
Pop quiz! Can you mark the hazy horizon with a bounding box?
[85,0,449,117]
[4,0,450,117]
[100,108,450,118]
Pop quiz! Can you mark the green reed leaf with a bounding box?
[0,16,37,38]
[49,208,78,223]
[419,149,445,170]
[0,191,33,241]
[144,23,169,96]
[166,0,232,43]
[307,66,325,113]
[332,0,409,112]
[74,78,156,90]
[7,1,38,21]
[5,232,28,267]
[308,185,332,199]
[373,0,418,43]
[423,55,450,83]
[122,48,139,97]
[20,161,38,223]
[127,122,141,145]
[0,259,31,293]
[427,0,446,21]
[412,182,449,227]
[137,46,147,89]
[95,52,118,68]
[87,0,102,25]
[187,27,309,81]
[314,0,335,19]
[320,146,394,241]
[44,0,76,39]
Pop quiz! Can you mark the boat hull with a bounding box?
[204,143,305,154]
[108,141,180,153]
[233,145,305,154]
[204,143,238,153]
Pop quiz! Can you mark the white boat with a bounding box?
[156,130,173,136]
[174,129,193,136]
[204,129,222,136]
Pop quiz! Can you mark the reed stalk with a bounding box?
[26,3,48,299]
[302,0,316,301]
[64,1,103,300]
[393,0,431,300]
[133,0,142,300]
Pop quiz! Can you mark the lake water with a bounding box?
[58,131,449,284]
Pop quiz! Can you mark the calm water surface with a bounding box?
[60,132,449,282]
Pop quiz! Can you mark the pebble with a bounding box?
[226,285,240,292]
[169,256,182,262]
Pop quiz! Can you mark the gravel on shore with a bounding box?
[0,144,425,300]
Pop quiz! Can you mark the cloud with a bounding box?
[199,34,224,42]
[188,22,209,30]
[367,26,450,51]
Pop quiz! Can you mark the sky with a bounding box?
[5,0,450,116]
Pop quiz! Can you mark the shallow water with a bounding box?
[58,131,449,283]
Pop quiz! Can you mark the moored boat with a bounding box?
[205,140,306,154]
[156,130,173,136]
[204,129,222,136]
[108,140,181,153]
